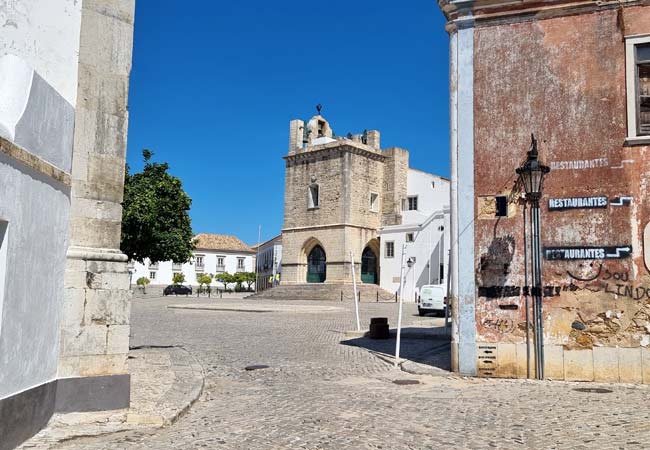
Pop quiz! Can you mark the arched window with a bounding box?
[307,245,326,283]
[361,247,378,284]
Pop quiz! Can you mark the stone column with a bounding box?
[57,0,135,412]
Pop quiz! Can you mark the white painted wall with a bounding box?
[0,0,80,400]
[379,170,450,300]
[130,250,255,289]
[0,0,83,105]
[0,155,70,399]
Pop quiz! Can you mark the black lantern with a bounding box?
[516,134,550,202]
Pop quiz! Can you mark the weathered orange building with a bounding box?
[439,0,650,382]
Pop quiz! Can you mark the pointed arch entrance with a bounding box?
[307,245,326,283]
[361,246,378,284]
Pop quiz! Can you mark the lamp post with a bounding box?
[516,134,550,380]
[438,224,445,284]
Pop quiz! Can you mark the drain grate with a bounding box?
[245,364,270,371]
[573,387,613,394]
[393,379,420,386]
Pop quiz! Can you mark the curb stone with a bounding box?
[17,347,205,449]
[126,346,205,426]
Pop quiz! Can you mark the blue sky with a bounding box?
[126,1,450,245]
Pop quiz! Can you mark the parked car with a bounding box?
[418,284,447,316]
[163,284,192,296]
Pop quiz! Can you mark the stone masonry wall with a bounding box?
[282,134,391,285]
[59,0,135,383]
[381,147,408,227]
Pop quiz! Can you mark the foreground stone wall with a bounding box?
[58,0,135,405]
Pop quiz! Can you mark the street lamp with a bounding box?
[516,134,550,380]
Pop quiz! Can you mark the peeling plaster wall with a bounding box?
[472,6,650,382]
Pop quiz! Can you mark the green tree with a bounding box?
[233,272,246,292]
[196,273,213,294]
[172,272,185,285]
[121,149,194,264]
[215,272,233,291]
[241,272,256,291]
[136,276,150,293]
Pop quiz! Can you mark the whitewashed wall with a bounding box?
[0,0,82,400]
[379,170,450,300]
[130,251,255,288]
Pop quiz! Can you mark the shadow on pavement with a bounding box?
[341,326,452,373]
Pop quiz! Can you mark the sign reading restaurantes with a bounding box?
[544,246,632,260]
[548,196,608,211]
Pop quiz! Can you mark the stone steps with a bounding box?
[247,283,397,302]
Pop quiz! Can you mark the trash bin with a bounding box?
[368,317,389,339]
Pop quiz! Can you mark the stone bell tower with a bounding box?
[280,113,407,291]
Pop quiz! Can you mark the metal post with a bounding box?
[395,244,406,368]
[523,202,531,379]
[530,200,544,379]
[445,248,451,331]
[254,225,261,293]
[351,251,361,331]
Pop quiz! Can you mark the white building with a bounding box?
[130,234,255,289]
[379,169,450,301]
[253,234,283,291]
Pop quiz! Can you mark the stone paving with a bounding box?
[47,296,650,450]
[20,346,203,449]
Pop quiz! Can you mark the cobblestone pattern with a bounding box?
[51,296,650,450]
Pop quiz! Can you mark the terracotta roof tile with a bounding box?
[194,234,254,253]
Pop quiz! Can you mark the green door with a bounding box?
[307,246,326,283]
[361,247,378,284]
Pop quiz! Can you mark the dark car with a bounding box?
[163,284,192,296]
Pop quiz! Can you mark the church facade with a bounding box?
[281,114,447,293]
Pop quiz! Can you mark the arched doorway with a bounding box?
[361,247,378,284]
[307,245,326,283]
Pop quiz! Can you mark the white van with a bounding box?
[418,284,447,316]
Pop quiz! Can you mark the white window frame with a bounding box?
[385,241,395,258]
[237,257,245,271]
[149,271,157,280]
[626,35,650,144]
[0,221,8,336]
[406,232,414,243]
[369,192,379,212]
[308,183,320,209]
[194,254,205,270]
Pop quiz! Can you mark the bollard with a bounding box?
[220,290,223,299]
[358,292,360,302]
[395,291,398,302]
[376,291,379,302]
[341,291,343,302]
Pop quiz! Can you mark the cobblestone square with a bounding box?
[48,296,650,450]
